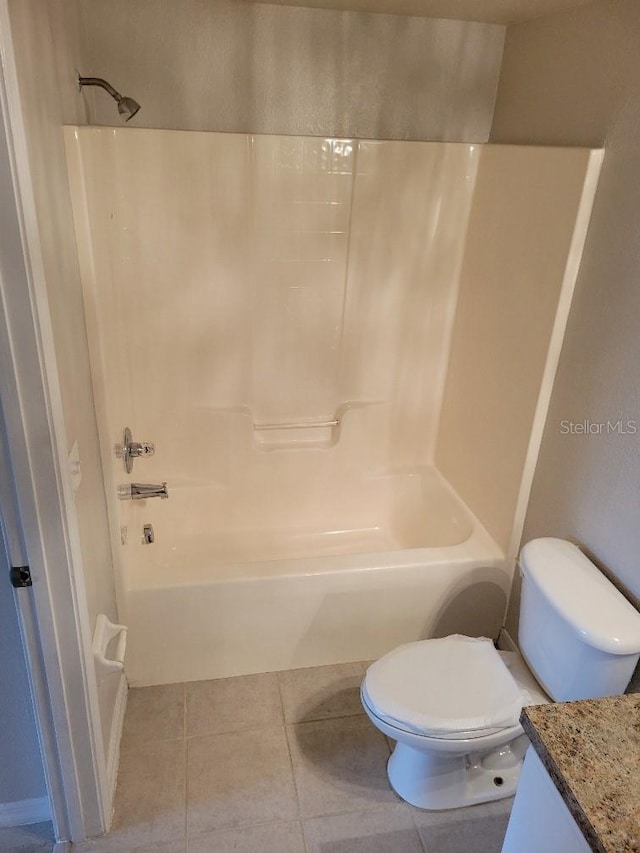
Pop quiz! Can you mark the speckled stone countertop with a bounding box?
[521,694,640,853]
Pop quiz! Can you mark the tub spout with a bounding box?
[118,482,168,500]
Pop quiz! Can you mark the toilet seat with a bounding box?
[362,635,528,738]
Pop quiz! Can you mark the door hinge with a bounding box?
[10,565,32,588]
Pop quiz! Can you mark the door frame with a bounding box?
[0,3,109,843]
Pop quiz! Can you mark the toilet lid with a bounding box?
[363,635,525,737]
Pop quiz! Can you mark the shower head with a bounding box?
[117,96,141,122]
[78,76,141,122]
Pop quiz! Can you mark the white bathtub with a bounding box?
[65,129,601,690]
[121,467,507,686]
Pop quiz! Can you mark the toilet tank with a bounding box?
[518,538,640,702]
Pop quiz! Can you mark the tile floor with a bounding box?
[73,662,513,852]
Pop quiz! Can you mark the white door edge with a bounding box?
[0,3,109,842]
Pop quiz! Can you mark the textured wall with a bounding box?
[7,0,117,632]
[80,0,504,142]
[492,0,639,147]
[491,1,640,637]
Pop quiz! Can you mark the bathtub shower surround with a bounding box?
[64,128,600,685]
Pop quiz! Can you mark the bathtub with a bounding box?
[121,467,507,686]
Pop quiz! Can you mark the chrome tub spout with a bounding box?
[118,482,169,500]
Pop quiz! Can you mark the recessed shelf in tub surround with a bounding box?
[520,695,640,852]
[253,418,339,449]
[252,400,383,449]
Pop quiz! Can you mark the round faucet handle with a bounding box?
[116,428,155,472]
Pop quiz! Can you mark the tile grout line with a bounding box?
[189,821,311,853]
[184,803,414,847]
[181,708,367,742]
[276,672,311,853]
[291,709,366,726]
[297,817,309,853]
[408,804,430,853]
[276,673,309,853]
[125,734,185,745]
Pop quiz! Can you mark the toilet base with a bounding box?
[387,741,522,810]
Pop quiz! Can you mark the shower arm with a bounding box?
[78,76,123,101]
[78,75,141,121]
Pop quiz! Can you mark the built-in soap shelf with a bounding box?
[253,417,340,449]
[251,401,385,450]
[93,613,127,674]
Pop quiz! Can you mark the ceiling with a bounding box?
[250,0,594,25]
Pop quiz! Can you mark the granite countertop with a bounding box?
[521,694,640,853]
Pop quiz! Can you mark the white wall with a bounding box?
[435,145,599,554]
[7,0,117,630]
[491,0,640,640]
[79,0,504,142]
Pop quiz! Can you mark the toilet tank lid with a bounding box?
[520,538,640,655]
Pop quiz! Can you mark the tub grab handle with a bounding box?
[93,613,127,674]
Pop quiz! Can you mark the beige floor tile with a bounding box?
[186,726,298,835]
[412,797,513,853]
[186,673,282,737]
[123,683,185,743]
[278,663,365,723]
[287,716,399,818]
[187,820,305,853]
[303,805,423,853]
[83,739,186,851]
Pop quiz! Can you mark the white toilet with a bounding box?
[361,538,640,810]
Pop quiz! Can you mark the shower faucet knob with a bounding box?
[116,427,155,473]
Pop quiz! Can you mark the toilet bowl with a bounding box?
[361,636,548,810]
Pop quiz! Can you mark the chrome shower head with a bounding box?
[78,76,141,122]
[117,96,141,122]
